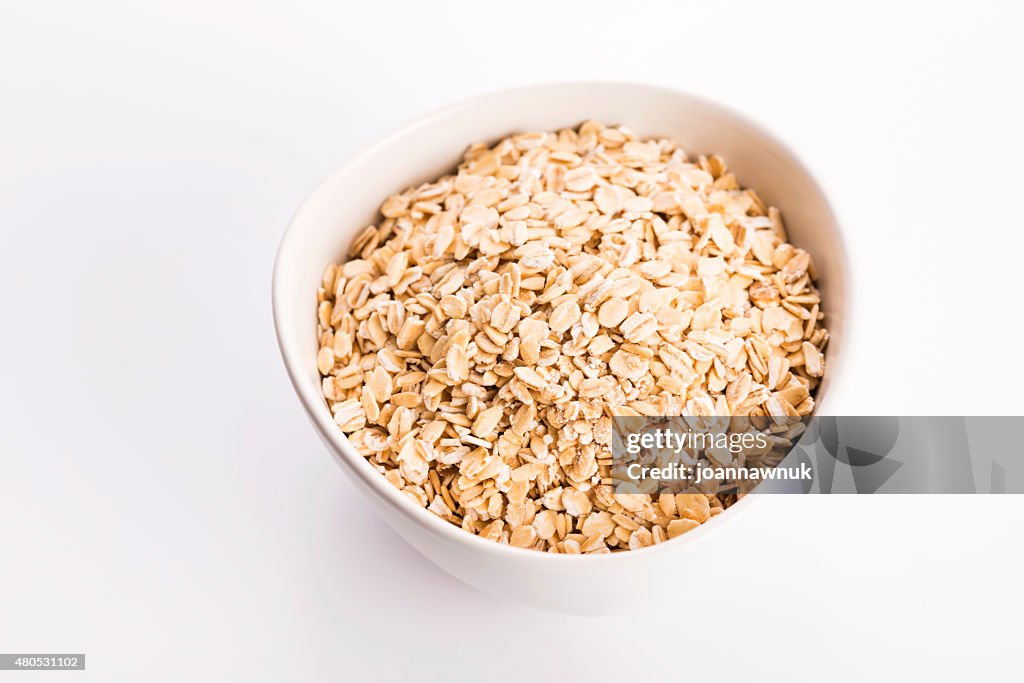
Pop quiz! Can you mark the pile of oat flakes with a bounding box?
[315,121,827,553]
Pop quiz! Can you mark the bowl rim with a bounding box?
[272,80,851,565]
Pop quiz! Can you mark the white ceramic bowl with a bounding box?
[273,82,849,615]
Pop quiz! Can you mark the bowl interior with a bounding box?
[273,82,848,550]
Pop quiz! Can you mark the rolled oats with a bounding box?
[316,122,828,553]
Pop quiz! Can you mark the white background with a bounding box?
[2,1,1023,681]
